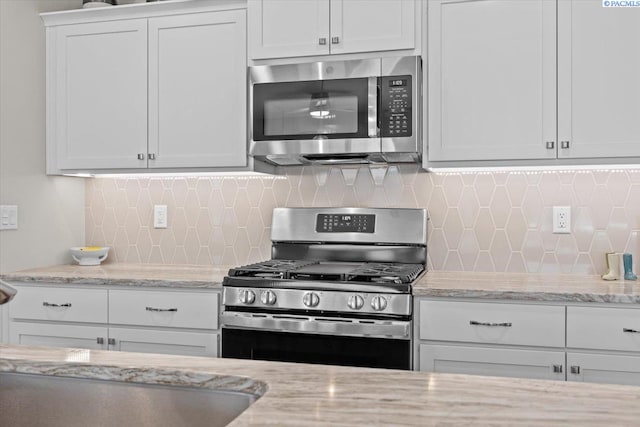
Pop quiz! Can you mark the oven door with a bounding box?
[221,311,412,370]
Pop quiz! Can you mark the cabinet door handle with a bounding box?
[137,153,145,160]
[570,366,581,374]
[623,328,640,333]
[148,153,156,160]
[331,36,340,44]
[552,364,563,373]
[96,337,104,345]
[560,140,570,149]
[43,302,72,308]
[469,320,512,327]
[108,338,116,346]
[146,306,178,312]
[545,141,555,149]
[319,38,327,45]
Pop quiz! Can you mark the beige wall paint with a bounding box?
[0,0,85,273]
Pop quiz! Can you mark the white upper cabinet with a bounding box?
[148,11,247,168]
[426,0,640,165]
[44,2,249,173]
[427,0,557,162]
[557,0,640,159]
[248,0,415,60]
[248,0,330,59]
[52,20,148,170]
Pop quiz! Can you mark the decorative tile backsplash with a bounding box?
[86,166,640,274]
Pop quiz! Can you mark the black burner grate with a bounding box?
[228,260,423,284]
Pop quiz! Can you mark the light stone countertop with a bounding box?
[414,271,640,304]
[4,265,640,303]
[2,344,640,426]
[0,263,232,289]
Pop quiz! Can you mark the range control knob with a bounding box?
[260,290,277,306]
[238,289,256,304]
[347,294,365,310]
[303,292,320,307]
[371,295,388,311]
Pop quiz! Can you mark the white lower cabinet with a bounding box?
[7,284,220,357]
[566,352,640,386]
[420,344,565,381]
[416,298,640,386]
[108,327,218,357]
[10,322,108,350]
[416,299,566,381]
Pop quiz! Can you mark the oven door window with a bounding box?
[222,328,410,370]
[253,78,369,141]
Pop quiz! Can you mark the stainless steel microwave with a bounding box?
[249,56,421,166]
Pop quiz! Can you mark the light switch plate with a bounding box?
[0,205,18,230]
[153,205,167,229]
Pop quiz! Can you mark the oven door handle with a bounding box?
[221,312,410,340]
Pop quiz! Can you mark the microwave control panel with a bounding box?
[316,214,375,233]
[380,75,412,138]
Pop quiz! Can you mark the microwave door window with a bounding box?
[263,94,358,137]
[253,78,369,141]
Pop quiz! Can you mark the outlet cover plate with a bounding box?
[553,206,571,234]
[0,205,18,230]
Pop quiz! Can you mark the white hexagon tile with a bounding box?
[85,168,640,274]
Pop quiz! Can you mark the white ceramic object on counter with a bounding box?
[70,247,109,266]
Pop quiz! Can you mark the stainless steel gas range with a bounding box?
[221,207,428,370]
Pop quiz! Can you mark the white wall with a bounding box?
[0,0,85,274]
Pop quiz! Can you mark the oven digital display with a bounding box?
[316,214,375,233]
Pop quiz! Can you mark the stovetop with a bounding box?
[227,260,424,285]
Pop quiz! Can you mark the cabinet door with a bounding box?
[329,0,415,54]
[567,352,640,387]
[148,11,247,168]
[419,344,566,381]
[109,327,218,357]
[558,1,640,158]
[10,322,108,350]
[248,0,330,59]
[427,0,556,161]
[52,20,147,170]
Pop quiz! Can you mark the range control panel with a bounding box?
[316,214,375,233]
[380,75,412,138]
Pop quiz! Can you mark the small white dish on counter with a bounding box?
[70,246,109,266]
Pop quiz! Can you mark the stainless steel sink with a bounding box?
[0,372,256,427]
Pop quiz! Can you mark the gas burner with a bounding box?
[347,263,424,284]
[228,260,318,278]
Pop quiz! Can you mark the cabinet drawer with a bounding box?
[418,300,565,347]
[109,290,219,329]
[9,286,108,323]
[567,306,640,352]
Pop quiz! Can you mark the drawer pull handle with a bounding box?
[552,364,563,373]
[96,337,104,345]
[570,366,581,374]
[623,328,640,333]
[469,320,512,327]
[43,302,72,308]
[146,306,178,312]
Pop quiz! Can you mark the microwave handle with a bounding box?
[368,76,379,137]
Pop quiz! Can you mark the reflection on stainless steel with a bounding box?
[221,207,427,370]
[0,280,17,305]
[221,311,411,339]
[249,56,421,166]
[271,207,428,245]
[0,372,256,427]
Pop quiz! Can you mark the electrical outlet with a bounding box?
[153,205,168,229]
[553,206,571,234]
